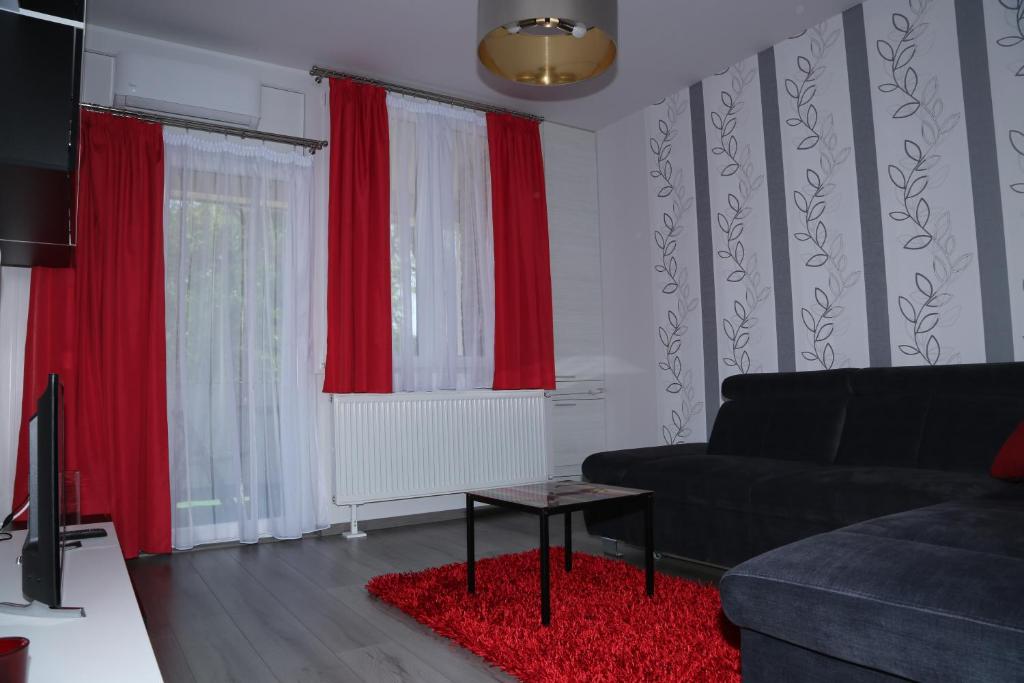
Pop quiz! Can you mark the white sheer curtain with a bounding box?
[0,266,30,515]
[387,94,495,391]
[163,130,328,549]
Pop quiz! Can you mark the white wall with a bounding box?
[596,110,660,450]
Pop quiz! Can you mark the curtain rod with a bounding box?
[79,104,329,153]
[309,66,544,122]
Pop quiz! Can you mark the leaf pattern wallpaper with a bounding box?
[985,0,1024,359]
[705,57,777,387]
[643,0,1024,443]
[866,0,982,366]
[776,17,869,371]
[645,93,705,444]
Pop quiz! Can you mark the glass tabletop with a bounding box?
[466,480,651,510]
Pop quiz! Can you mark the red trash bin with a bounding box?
[0,637,29,683]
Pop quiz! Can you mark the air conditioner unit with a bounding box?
[113,53,261,128]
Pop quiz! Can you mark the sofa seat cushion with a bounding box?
[838,493,1024,557]
[748,466,1010,527]
[606,453,820,510]
[721,493,1024,682]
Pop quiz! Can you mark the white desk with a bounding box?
[0,522,162,682]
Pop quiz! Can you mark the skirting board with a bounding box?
[165,506,506,555]
[320,505,505,536]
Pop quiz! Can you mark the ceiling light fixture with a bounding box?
[477,0,618,86]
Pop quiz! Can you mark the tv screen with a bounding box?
[21,374,63,608]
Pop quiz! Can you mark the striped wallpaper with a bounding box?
[645,0,1024,443]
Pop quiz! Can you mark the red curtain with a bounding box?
[323,78,393,393]
[15,111,171,558]
[14,268,77,515]
[486,114,556,390]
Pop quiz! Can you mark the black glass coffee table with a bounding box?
[465,480,654,625]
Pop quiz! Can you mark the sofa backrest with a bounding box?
[834,367,931,467]
[708,362,1024,472]
[708,362,1024,471]
[836,364,1024,471]
[708,370,852,463]
[912,363,1024,472]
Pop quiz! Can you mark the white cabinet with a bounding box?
[542,123,606,477]
[548,380,606,477]
[0,523,162,681]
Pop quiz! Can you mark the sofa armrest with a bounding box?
[670,442,709,456]
[582,443,708,485]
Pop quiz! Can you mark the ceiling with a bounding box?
[86,0,859,131]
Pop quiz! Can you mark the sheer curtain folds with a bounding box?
[388,94,495,391]
[164,131,327,549]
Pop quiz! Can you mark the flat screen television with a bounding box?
[21,373,64,608]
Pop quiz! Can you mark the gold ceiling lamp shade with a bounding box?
[477,0,617,86]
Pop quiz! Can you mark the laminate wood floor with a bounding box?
[128,511,724,683]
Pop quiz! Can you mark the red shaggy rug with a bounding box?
[366,549,740,682]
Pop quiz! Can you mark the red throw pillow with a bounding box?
[991,422,1024,480]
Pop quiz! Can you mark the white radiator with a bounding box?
[330,390,550,507]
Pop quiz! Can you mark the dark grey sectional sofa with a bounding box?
[720,490,1024,681]
[582,361,1024,681]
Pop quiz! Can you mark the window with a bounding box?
[387,94,495,391]
[163,131,327,549]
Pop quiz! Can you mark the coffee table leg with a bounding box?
[540,511,550,625]
[466,496,475,594]
[644,495,654,596]
[564,512,572,572]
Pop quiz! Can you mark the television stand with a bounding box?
[0,600,85,618]
[0,522,161,679]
